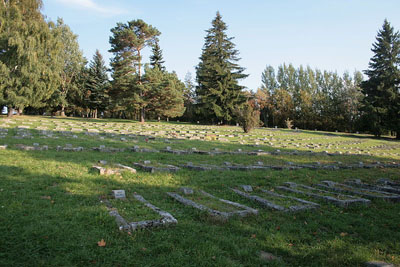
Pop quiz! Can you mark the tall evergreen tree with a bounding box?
[0,0,62,117]
[150,41,165,71]
[85,50,109,118]
[196,11,248,124]
[109,20,160,122]
[361,19,400,138]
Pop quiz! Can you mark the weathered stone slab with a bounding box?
[167,189,258,219]
[101,193,177,231]
[112,190,126,199]
[180,187,194,195]
[365,261,394,267]
[276,182,370,207]
[133,162,180,173]
[240,185,253,192]
[0,144,7,150]
[345,179,400,194]
[317,181,400,202]
[115,164,137,174]
[232,187,319,212]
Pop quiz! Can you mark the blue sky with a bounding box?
[42,0,400,90]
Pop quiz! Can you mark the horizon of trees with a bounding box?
[1,1,399,137]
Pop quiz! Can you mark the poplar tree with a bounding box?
[196,12,248,124]
[361,19,400,138]
[109,20,160,122]
[0,0,62,117]
[48,18,85,116]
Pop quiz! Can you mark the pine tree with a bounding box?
[109,20,160,122]
[150,42,165,71]
[196,11,248,124]
[86,50,109,118]
[361,19,400,138]
[0,0,62,117]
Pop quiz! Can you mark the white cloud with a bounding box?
[57,0,126,16]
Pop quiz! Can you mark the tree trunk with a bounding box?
[94,109,98,119]
[140,108,145,123]
[61,105,66,117]
[7,106,13,118]
[166,117,169,122]
[17,107,23,116]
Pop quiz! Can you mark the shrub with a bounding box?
[236,104,261,133]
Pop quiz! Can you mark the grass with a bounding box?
[0,115,399,266]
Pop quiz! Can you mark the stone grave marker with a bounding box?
[112,190,126,199]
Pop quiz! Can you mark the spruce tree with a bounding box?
[150,42,165,71]
[86,50,109,118]
[196,11,248,124]
[361,19,400,138]
[0,0,62,117]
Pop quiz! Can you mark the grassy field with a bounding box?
[0,115,399,266]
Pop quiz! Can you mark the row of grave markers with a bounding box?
[103,178,400,232]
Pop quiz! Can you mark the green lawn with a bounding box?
[0,116,399,266]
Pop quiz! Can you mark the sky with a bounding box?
[41,0,400,90]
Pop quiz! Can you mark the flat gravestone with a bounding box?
[112,190,126,199]
[240,185,253,192]
[180,187,194,195]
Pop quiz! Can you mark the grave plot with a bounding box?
[167,188,258,219]
[275,182,370,207]
[101,191,177,231]
[345,179,400,194]
[316,181,400,202]
[377,178,400,188]
[91,162,136,176]
[231,185,319,212]
[133,161,180,173]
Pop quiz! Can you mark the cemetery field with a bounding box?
[1,116,400,266]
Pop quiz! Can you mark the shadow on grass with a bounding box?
[0,161,399,266]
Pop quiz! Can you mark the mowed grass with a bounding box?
[0,116,399,266]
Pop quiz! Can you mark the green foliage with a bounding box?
[235,102,261,133]
[181,72,196,121]
[47,18,85,116]
[196,12,248,124]
[257,64,363,131]
[109,19,160,121]
[0,0,62,115]
[150,41,165,71]
[144,66,185,119]
[361,20,400,138]
[85,50,110,117]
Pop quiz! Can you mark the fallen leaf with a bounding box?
[304,221,308,225]
[276,226,280,231]
[212,256,216,260]
[340,232,348,237]
[41,196,51,200]
[288,243,294,247]
[141,247,147,251]
[97,239,106,247]
[251,234,256,239]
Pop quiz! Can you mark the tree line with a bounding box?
[1,1,399,138]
